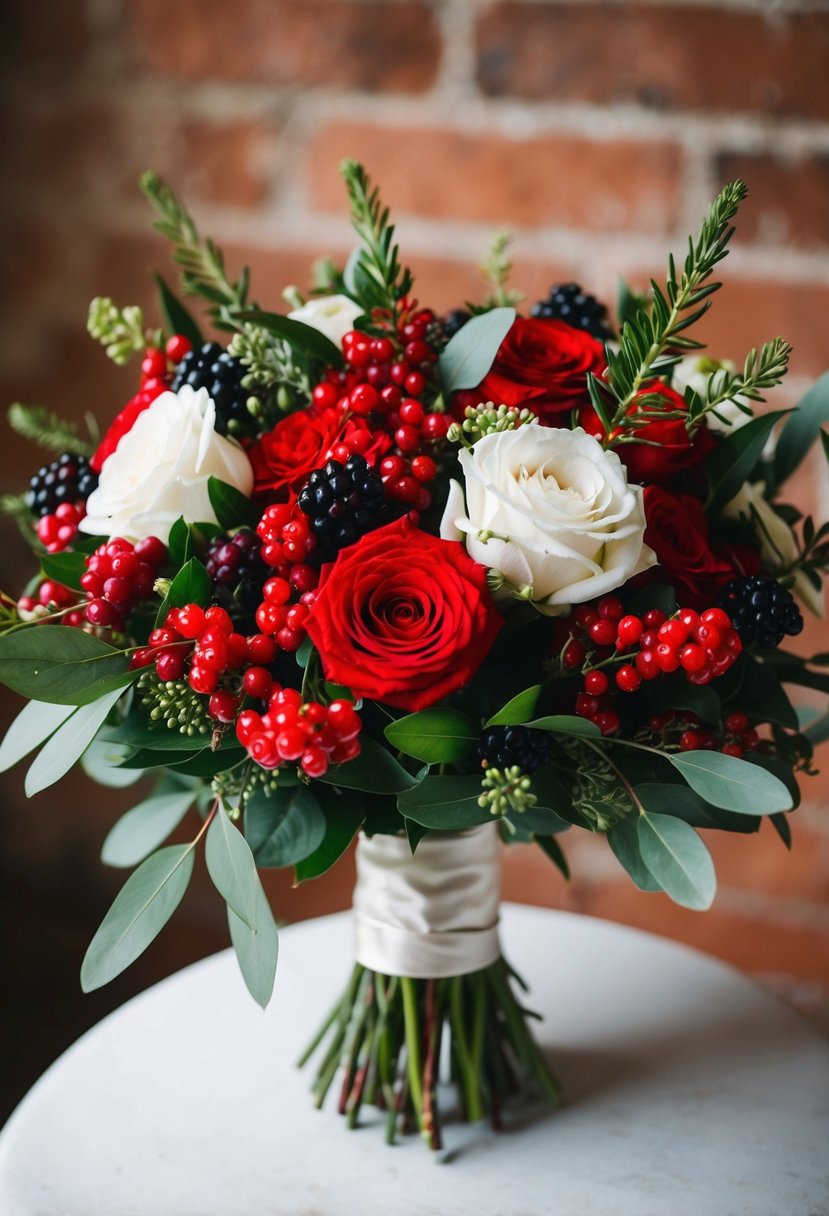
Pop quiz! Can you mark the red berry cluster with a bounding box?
[254,503,319,658]
[311,318,450,508]
[648,710,760,757]
[236,687,362,778]
[132,603,247,696]
[36,502,85,554]
[81,536,167,631]
[18,578,83,626]
[140,334,192,396]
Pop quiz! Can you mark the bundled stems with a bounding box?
[301,958,559,1149]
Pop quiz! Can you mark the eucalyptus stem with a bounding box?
[400,976,424,1122]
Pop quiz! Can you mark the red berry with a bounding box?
[616,615,644,647]
[422,413,450,441]
[247,634,276,665]
[410,454,437,483]
[655,642,681,673]
[635,649,660,680]
[721,742,743,758]
[276,727,307,762]
[724,712,749,734]
[395,425,421,454]
[141,348,167,380]
[236,709,263,746]
[380,455,406,481]
[155,650,186,681]
[594,709,620,736]
[204,605,233,634]
[741,727,760,750]
[678,608,700,632]
[188,665,218,695]
[562,640,586,669]
[701,607,731,631]
[589,619,617,648]
[615,665,641,692]
[349,384,379,415]
[584,670,609,696]
[175,604,207,639]
[643,609,666,629]
[312,381,339,410]
[85,598,116,627]
[658,618,691,648]
[300,746,328,778]
[679,643,707,673]
[209,690,237,723]
[695,623,723,651]
[243,666,273,700]
[326,700,361,740]
[575,693,600,719]
[276,626,305,652]
[329,737,361,764]
[198,640,229,673]
[226,633,249,668]
[165,334,192,363]
[573,606,598,628]
[597,596,624,621]
[263,577,291,604]
[679,730,702,751]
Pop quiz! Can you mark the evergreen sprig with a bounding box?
[594,179,749,432]
[340,159,413,320]
[480,229,523,309]
[7,403,93,456]
[686,338,792,430]
[87,297,154,365]
[140,171,250,326]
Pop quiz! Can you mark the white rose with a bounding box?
[723,481,825,618]
[80,386,254,544]
[441,424,655,613]
[288,294,363,347]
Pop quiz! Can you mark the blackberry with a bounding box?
[477,725,552,775]
[26,453,98,517]
[531,283,613,341]
[204,528,268,630]
[718,575,803,649]
[171,342,251,436]
[297,455,386,556]
[440,309,472,342]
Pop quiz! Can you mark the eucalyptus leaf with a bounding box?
[525,715,601,738]
[668,749,792,814]
[438,307,516,394]
[384,707,478,764]
[607,814,661,892]
[294,795,365,882]
[485,685,541,727]
[535,834,570,880]
[228,879,279,1009]
[506,804,570,836]
[0,625,134,705]
[245,785,326,867]
[319,736,422,794]
[81,739,145,788]
[637,812,716,910]
[397,775,492,830]
[25,687,124,796]
[405,816,431,853]
[101,791,197,868]
[81,844,195,991]
[0,699,74,773]
[206,807,260,928]
[636,782,758,834]
[707,410,789,512]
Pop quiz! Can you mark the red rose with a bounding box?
[455,317,605,423]
[579,381,716,486]
[249,407,389,499]
[305,517,503,711]
[90,380,168,472]
[643,486,736,606]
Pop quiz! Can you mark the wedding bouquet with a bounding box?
[2,163,827,1149]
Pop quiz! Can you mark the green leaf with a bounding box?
[642,678,721,726]
[770,812,793,849]
[104,709,237,752]
[39,550,87,593]
[485,685,541,727]
[438,307,516,394]
[736,654,799,731]
[154,272,203,347]
[405,816,430,853]
[207,476,257,530]
[607,813,662,892]
[232,310,344,368]
[81,739,145,788]
[294,794,365,882]
[668,749,793,814]
[227,879,278,1009]
[167,516,192,568]
[637,812,716,910]
[384,707,478,764]
[101,791,196,868]
[524,715,601,737]
[707,410,789,512]
[81,844,195,990]
[319,736,421,794]
[166,557,211,609]
[245,785,326,867]
[535,834,571,880]
[0,699,74,772]
[206,807,259,929]
[0,625,134,706]
[774,371,829,486]
[397,775,493,831]
[507,804,570,836]
[636,782,758,834]
[25,687,124,796]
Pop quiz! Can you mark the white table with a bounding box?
[1,905,827,1216]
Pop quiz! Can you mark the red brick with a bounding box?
[124,0,441,92]
[309,121,682,234]
[715,151,829,250]
[476,4,829,120]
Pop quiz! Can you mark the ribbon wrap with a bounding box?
[352,823,501,979]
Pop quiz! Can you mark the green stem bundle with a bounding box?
[301,958,560,1150]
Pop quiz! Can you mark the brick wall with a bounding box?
[1,0,828,1086]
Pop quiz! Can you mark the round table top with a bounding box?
[1,904,827,1216]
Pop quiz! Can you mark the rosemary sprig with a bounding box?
[592,179,749,433]
[480,228,524,309]
[140,171,250,326]
[7,403,93,457]
[340,159,413,321]
[685,338,792,432]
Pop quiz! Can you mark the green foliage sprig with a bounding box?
[87,297,158,365]
[590,179,763,436]
[7,403,93,456]
[686,338,792,431]
[140,171,249,327]
[480,229,523,309]
[340,159,413,321]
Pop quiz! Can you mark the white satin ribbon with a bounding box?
[352,823,502,978]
